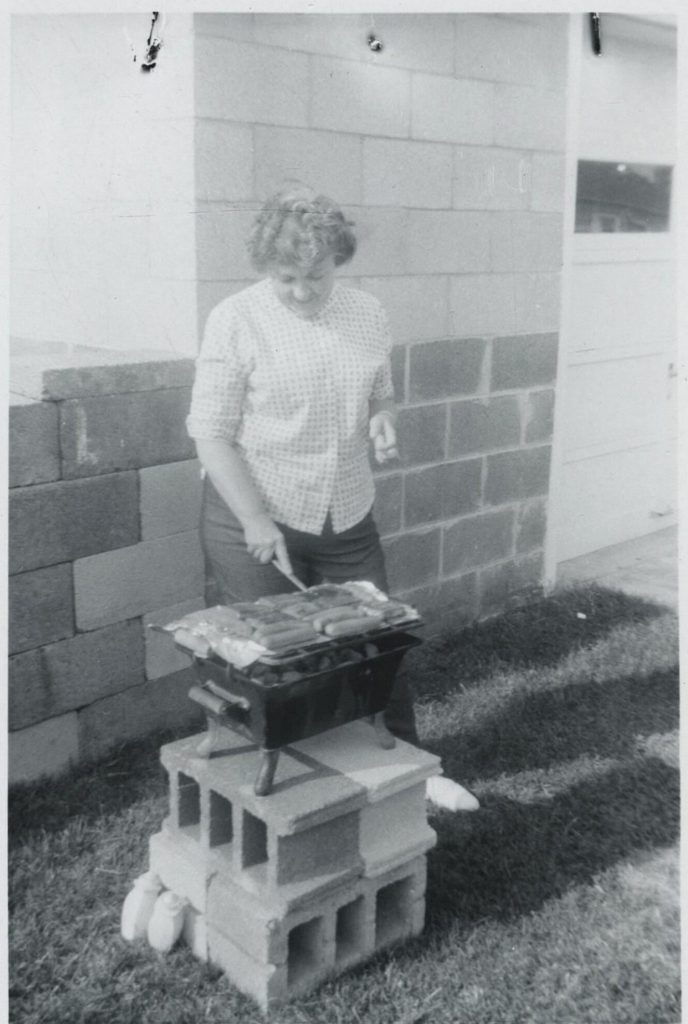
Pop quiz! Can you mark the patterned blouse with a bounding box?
[186,278,395,535]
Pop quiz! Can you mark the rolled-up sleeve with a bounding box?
[370,304,395,401]
[186,303,252,443]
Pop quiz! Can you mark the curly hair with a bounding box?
[248,184,357,272]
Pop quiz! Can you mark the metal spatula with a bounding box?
[271,559,308,592]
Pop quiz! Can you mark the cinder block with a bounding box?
[9,472,140,575]
[359,783,436,877]
[372,13,455,74]
[516,498,548,554]
[207,925,288,1011]
[9,711,79,785]
[311,56,410,138]
[513,272,562,334]
[373,473,403,537]
[448,397,521,456]
[149,828,208,913]
[409,337,485,403]
[531,152,566,212]
[365,856,427,950]
[207,872,343,967]
[524,389,556,443]
[9,619,145,731]
[400,571,478,631]
[196,206,258,282]
[406,211,490,275]
[59,390,195,479]
[453,146,531,211]
[273,811,362,887]
[348,207,408,277]
[140,460,203,540]
[195,36,309,125]
[73,531,205,631]
[254,126,362,206]
[9,395,60,487]
[9,564,74,655]
[77,668,203,763]
[11,341,194,400]
[491,334,559,391]
[478,551,545,617]
[490,212,564,273]
[397,404,446,467]
[449,273,517,338]
[484,446,552,506]
[442,508,515,575]
[363,139,452,208]
[143,596,205,680]
[494,82,566,151]
[361,276,449,345]
[195,121,253,203]
[404,459,482,527]
[454,14,566,90]
[411,74,494,144]
[383,528,441,592]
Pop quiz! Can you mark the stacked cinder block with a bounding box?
[8,342,206,784]
[144,721,440,1010]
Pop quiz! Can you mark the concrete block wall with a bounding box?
[192,12,568,627]
[8,344,206,784]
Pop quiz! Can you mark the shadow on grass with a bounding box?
[8,723,200,843]
[405,585,668,703]
[427,666,679,782]
[425,754,680,933]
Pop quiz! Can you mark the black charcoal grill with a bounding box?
[185,622,422,795]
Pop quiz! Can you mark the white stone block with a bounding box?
[489,212,564,273]
[531,152,567,212]
[494,83,566,151]
[453,14,566,91]
[453,147,531,211]
[140,460,203,540]
[449,273,518,338]
[73,532,205,630]
[311,56,410,138]
[195,36,309,126]
[252,13,366,61]
[411,74,493,144]
[9,711,79,784]
[254,126,362,206]
[363,138,452,209]
[373,13,455,74]
[360,275,449,343]
[350,207,409,277]
[196,206,258,282]
[513,272,562,334]
[195,121,254,203]
[406,210,490,275]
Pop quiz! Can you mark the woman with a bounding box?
[186,185,478,813]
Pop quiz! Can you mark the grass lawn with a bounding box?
[9,585,680,1024]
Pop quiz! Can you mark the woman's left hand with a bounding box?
[369,411,399,464]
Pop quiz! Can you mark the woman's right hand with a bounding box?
[244,514,292,573]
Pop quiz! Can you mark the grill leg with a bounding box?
[371,710,396,749]
[254,748,280,796]
[195,714,223,758]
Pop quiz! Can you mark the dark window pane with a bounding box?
[575,160,673,233]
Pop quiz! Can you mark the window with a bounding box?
[575,160,673,233]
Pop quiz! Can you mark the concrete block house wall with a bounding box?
[193,12,568,625]
[8,12,569,782]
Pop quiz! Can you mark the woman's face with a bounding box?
[269,255,337,319]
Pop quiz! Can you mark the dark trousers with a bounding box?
[200,477,419,745]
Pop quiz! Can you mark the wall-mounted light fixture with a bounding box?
[590,13,602,56]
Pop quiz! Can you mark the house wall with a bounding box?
[10,13,198,354]
[194,12,569,623]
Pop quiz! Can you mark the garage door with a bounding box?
[553,15,677,563]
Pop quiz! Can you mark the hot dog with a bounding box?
[323,613,384,637]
